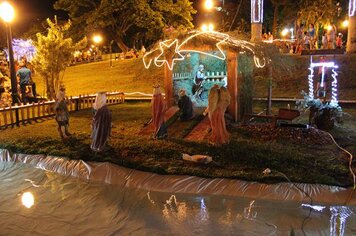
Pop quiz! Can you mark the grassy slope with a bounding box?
[33,58,165,97]
[33,55,356,100]
[0,102,353,187]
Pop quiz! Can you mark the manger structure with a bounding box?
[143,31,267,122]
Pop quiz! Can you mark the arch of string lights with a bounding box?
[308,58,339,104]
[251,0,263,23]
[142,31,267,71]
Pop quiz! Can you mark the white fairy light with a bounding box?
[308,66,314,99]
[331,69,339,104]
[142,30,267,71]
[349,0,356,16]
[251,0,264,23]
[154,40,185,70]
[308,58,339,104]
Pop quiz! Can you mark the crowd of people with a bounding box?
[264,23,344,54]
[0,56,38,108]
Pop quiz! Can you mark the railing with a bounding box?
[173,71,227,82]
[0,92,125,128]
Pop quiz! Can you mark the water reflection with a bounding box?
[330,206,354,236]
[21,192,34,208]
[0,162,355,236]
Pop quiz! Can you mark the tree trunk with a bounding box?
[116,35,129,52]
[46,78,51,100]
[272,4,280,36]
[47,74,56,100]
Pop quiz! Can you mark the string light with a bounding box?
[142,31,267,71]
[308,59,339,104]
[331,69,338,105]
[349,0,356,16]
[178,31,228,61]
[154,40,185,70]
[251,0,264,23]
[308,66,314,99]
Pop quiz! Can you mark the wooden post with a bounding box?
[227,51,240,122]
[77,95,81,111]
[267,65,272,115]
[164,56,174,108]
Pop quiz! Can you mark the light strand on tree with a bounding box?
[350,0,356,16]
[251,0,263,23]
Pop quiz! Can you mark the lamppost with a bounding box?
[109,40,114,67]
[0,1,18,104]
[92,34,103,61]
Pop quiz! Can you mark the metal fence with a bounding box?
[0,92,125,128]
[173,71,227,82]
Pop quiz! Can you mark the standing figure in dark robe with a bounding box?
[204,85,231,146]
[91,92,112,152]
[151,85,168,139]
[54,88,71,140]
[178,89,194,121]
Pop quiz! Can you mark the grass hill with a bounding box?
[33,58,164,97]
[33,55,356,100]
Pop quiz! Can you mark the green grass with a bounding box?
[33,55,356,101]
[0,102,353,187]
[33,58,164,97]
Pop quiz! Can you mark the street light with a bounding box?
[92,35,103,62]
[281,28,289,37]
[342,20,349,28]
[0,1,18,104]
[93,35,103,44]
[201,23,214,32]
[204,0,214,10]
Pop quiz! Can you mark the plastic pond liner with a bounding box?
[0,149,355,235]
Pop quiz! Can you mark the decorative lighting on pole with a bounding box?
[347,0,356,52]
[251,0,264,42]
[0,1,18,104]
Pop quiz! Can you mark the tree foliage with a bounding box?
[54,0,196,52]
[32,17,87,100]
[297,0,336,28]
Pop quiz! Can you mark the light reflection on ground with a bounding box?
[0,162,355,236]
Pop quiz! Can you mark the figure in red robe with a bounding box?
[204,85,231,145]
[151,85,168,139]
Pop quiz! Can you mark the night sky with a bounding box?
[10,0,235,33]
[10,0,67,34]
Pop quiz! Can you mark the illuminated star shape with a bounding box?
[154,40,185,70]
[178,31,229,61]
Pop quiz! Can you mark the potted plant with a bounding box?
[296,91,342,131]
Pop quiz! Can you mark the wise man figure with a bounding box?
[204,85,231,145]
[151,85,168,139]
[91,92,112,152]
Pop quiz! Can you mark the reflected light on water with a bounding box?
[21,192,34,208]
[330,206,354,236]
